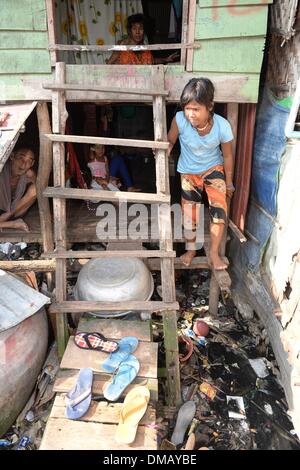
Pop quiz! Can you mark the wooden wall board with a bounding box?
[0,31,49,49]
[0,0,47,31]
[0,50,51,74]
[39,418,157,450]
[60,337,158,378]
[193,37,266,74]
[195,4,269,39]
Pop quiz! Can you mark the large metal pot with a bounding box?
[74,257,154,317]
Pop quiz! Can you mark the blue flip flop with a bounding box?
[65,368,93,419]
[103,355,140,402]
[101,336,139,373]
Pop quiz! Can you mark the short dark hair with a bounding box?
[127,14,145,32]
[180,78,215,114]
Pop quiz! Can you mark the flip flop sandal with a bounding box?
[103,355,140,402]
[74,332,118,353]
[170,400,196,446]
[65,368,93,420]
[115,386,150,444]
[101,336,139,373]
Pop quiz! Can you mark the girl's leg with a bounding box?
[109,154,133,189]
[204,166,228,270]
[180,174,203,266]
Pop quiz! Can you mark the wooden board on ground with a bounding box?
[39,418,157,450]
[49,394,156,424]
[77,318,152,342]
[60,337,157,378]
[53,369,158,401]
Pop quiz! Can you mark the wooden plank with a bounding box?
[193,37,266,73]
[52,62,68,357]
[54,369,158,401]
[0,0,47,30]
[43,83,169,96]
[0,50,51,74]
[39,418,157,450]
[49,394,156,425]
[180,0,189,66]
[60,337,158,379]
[0,70,261,103]
[41,249,175,259]
[49,300,179,313]
[199,0,273,6]
[0,259,56,272]
[228,219,247,243]
[36,102,54,260]
[186,0,197,72]
[147,256,228,270]
[45,0,57,66]
[49,42,196,52]
[195,4,269,39]
[77,318,151,342]
[45,133,169,150]
[43,187,170,204]
[0,31,48,49]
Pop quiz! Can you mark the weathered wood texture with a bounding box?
[0,0,50,75]
[193,1,272,100]
[0,67,260,103]
[40,418,157,450]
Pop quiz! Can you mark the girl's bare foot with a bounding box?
[180,250,196,266]
[209,252,228,270]
[127,186,141,192]
[12,219,29,232]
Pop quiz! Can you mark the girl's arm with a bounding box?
[221,140,235,198]
[167,117,179,157]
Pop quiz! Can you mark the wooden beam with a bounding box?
[44,133,169,150]
[43,187,170,204]
[43,83,169,97]
[49,43,198,52]
[186,0,197,72]
[181,0,189,66]
[49,301,179,313]
[45,0,57,66]
[0,259,56,272]
[41,250,175,259]
[147,256,228,271]
[36,102,54,264]
[228,219,247,243]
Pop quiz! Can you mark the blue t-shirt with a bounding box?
[176,111,233,174]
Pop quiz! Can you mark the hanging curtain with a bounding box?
[55,0,143,64]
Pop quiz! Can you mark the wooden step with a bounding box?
[49,300,179,313]
[41,249,175,259]
[44,133,169,150]
[43,187,170,204]
[43,83,169,96]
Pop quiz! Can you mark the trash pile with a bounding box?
[153,269,300,450]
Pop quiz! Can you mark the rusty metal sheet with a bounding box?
[231,103,257,232]
[0,102,37,173]
[0,269,50,332]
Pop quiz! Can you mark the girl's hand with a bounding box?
[226,182,235,198]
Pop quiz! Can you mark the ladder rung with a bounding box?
[43,187,170,203]
[49,300,179,313]
[45,134,169,150]
[41,250,175,259]
[148,256,214,270]
[43,83,169,97]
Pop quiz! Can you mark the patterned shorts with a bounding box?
[181,164,227,228]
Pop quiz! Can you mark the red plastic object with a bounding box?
[178,334,194,362]
[193,320,209,337]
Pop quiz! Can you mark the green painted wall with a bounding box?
[193,0,272,99]
[0,0,51,75]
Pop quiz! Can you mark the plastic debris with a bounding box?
[227,396,246,420]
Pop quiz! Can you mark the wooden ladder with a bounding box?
[43,62,181,406]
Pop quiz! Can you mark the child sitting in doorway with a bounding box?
[167,78,235,270]
[88,144,120,192]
